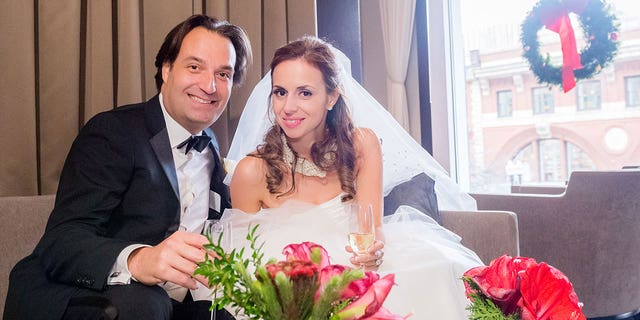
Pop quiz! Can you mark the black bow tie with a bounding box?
[177,134,211,154]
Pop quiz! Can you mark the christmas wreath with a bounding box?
[521,0,619,92]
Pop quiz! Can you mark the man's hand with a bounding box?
[128,231,209,289]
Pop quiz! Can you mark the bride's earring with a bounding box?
[327,101,334,111]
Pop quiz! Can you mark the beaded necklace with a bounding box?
[281,134,327,178]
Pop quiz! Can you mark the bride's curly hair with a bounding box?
[250,36,356,201]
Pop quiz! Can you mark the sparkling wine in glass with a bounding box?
[347,203,375,267]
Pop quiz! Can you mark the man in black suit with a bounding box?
[4,15,251,320]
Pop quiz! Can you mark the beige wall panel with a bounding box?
[262,0,287,73]
[205,0,228,20]
[0,1,38,195]
[286,0,317,41]
[85,0,115,119]
[142,0,194,100]
[117,0,144,106]
[38,1,82,194]
[360,0,388,110]
[215,0,263,154]
[193,0,204,14]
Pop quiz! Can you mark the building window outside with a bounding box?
[625,75,640,107]
[441,0,640,194]
[537,139,563,182]
[566,141,597,173]
[532,87,554,114]
[497,90,513,117]
[576,80,601,111]
[512,139,595,186]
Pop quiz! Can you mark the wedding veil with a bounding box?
[226,46,476,211]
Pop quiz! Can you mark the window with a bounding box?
[576,80,601,111]
[625,75,640,107]
[538,139,562,182]
[532,87,554,114]
[511,139,595,186]
[433,0,640,194]
[497,90,513,117]
[566,142,596,173]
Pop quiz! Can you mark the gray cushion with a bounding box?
[383,173,439,223]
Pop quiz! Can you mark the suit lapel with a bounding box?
[150,129,179,199]
[145,96,180,200]
[205,128,231,219]
[143,98,230,222]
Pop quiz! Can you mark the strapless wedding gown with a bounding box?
[221,194,483,319]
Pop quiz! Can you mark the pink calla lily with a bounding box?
[335,274,396,320]
[363,306,411,320]
[315,264,349,301]
[283,241,330,268]
[342,271,380,299]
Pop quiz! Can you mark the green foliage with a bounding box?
[194,224,366,320]
[194,224,268,319]
[311,268,364,320]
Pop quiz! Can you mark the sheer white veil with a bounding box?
[226,47,476,211]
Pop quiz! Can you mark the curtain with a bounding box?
[378,0,416,130]
[0,0,316,196]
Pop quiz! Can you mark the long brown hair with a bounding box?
[251,36,356,201]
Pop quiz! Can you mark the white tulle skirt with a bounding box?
[221,195,483,319]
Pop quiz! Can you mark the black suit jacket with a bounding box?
[4,96,231,320]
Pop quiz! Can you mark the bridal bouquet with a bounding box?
[462,255,586,320]
[194,225,406,320]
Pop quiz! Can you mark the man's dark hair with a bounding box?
[154,14,252,91]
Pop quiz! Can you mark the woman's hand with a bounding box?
[346,239,385,271]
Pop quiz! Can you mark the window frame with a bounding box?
[497,90,513,117]
[625,75,640,108]
[576,80,602,111]
[531,86,555,115]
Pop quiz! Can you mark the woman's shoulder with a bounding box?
[230,155,270,213]
[233,156,267,183]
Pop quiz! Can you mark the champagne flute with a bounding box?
[347,203,375,269]
[203,219,232,249]
[202,219,232,320]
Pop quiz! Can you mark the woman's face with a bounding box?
[271,58,338,147]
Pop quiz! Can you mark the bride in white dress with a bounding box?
[222,36,483,319]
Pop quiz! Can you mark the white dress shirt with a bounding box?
[108,93,214,301]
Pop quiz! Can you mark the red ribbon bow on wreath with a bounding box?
[540,0,589,92]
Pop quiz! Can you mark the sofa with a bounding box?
[473,170,640,319]
[0,194,519,315]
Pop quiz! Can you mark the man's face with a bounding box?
[161,27,236,134]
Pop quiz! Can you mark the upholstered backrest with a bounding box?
[383,173,439,222]
[473,170,640,318]
[0,194,55,315]
[440,210,519,264]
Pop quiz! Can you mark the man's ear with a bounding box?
[161,63,171,84]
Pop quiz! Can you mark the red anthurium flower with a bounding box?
[335,274,396,320]
[283,241,330,268]
[464,255,538,315]
[518,263,586,320]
